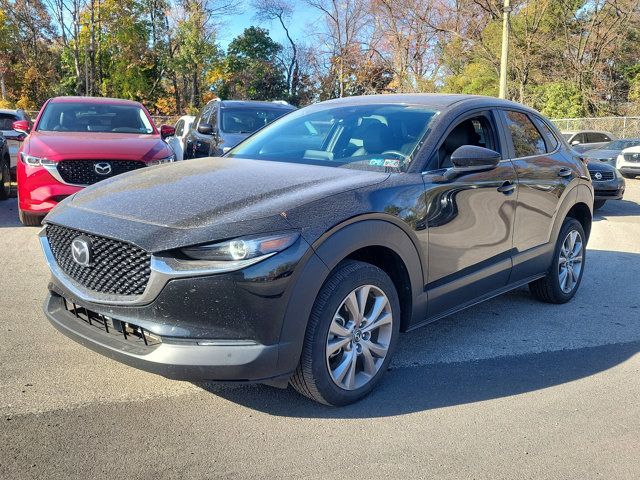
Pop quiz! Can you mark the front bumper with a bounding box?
[42,230,325,383]
[593,179,625,200]
[44,292,281,381]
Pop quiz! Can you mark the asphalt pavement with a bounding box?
[1,179,639,479]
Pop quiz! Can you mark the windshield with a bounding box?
[227,104,438,172]
[603,139,640,150]
[37,102,154,134]
[221,107,291,134]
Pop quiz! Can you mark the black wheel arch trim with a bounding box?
[275,215,428,376]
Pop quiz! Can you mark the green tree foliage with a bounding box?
[211,27,287,101]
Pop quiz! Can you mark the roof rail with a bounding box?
[272,100,290,105]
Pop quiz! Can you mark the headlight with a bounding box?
[181,232,299,261]
[21,153,56,167]
[149,154,175,165]
[616,154,624,168]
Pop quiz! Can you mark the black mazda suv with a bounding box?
[41,94,593,405]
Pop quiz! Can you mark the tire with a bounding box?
[621,172,636,179]
[290,260,401,406]
[0,156,10,200]
[529,217,586,304]
[18,209,44,226]
[593,199,606,210]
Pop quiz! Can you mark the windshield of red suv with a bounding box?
[37,102,154,134]
[227,104,438,172]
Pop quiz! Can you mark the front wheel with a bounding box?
[529,218,586,304]
[290,260,400,406]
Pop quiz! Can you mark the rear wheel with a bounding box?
[593,199,606,210]
[290,260,400,406]
[529,218,586,304]
[18,209,44,226]
[0,156,10,200]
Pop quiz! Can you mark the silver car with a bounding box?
[561,130,616,153]
[0,109,31,174]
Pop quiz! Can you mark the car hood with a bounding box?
[583,149,618,159]
[45,157,389,252]
[26,131,171,161]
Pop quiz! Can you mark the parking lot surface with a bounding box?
[1,180,639,479]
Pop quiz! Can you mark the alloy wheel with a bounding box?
[558,230,584,294]
[325,284,393,390]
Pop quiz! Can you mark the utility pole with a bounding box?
[499,0,512,99]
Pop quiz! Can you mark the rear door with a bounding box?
[498,109,575,282]
[422,110,518,317]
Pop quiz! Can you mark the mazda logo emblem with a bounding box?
[594,172,603,180]
[94,162,112,175]
[71,236,93,267]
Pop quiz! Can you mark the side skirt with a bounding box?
[406,273,546,332]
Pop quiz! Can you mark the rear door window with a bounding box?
[503,110,546,158]
[586,132,611,143]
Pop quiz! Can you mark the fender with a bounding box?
[275,217,428,376]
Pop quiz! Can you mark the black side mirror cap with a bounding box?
[450,145,501,172]
[197,123,214,135]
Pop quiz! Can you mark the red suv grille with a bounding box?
[56,159,146,185]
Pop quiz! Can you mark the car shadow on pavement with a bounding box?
[197,248,640,418]
[593,198,640,220]
[198,340,639,418]
[0,198,23,228]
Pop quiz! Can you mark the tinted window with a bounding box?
[221,107,290,134]
[534,118,559,151]
[504,111,546,157]
[0,113,17,130]
[228,104,438,172]
[37,102,153,134]
[439,115,496,168]
[586,132,610,143]
[197,103,214,128]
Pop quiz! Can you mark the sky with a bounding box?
[217,3,320,49]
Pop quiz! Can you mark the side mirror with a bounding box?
[571,140,580,146]
[450,145,501,172]
[12,120,32,135]
[197,123,214,135]
[160,124,175,139]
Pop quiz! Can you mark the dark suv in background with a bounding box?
[183,99,295,159]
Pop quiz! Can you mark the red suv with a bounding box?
[14,96,176,225]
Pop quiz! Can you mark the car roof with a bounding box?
[215,99,296,110]
[48,96,144,107]
[561,130,614,135]
[317,93,540,113]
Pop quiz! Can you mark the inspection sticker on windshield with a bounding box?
[369,159,385,167]
[383,159,401,168]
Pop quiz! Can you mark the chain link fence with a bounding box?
[550,117,640,138]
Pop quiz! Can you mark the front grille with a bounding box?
[623,153,640,163]
[57,159,146,185]
[62,297,161,348]
[46,224,151,295]
[589,170,614,181]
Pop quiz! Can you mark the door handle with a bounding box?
[558,168,573,177]
[497,181,516,195]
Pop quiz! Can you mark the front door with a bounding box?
[422,111,518,318]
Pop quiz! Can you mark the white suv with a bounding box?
[617,146,640,179]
